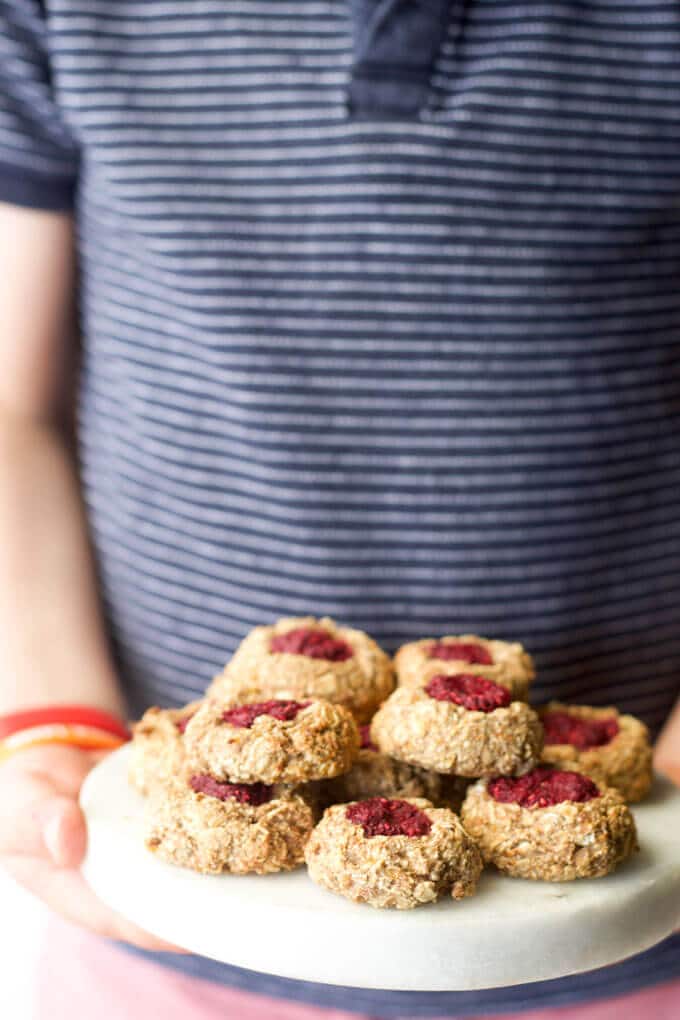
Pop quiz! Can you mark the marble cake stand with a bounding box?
[80,745,680,991]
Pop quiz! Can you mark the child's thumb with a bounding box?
[41,796,87,868]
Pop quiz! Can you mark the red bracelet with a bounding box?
[0,705,130,763]
[0,704,130,742]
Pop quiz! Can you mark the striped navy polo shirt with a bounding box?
[1,1,679,1015]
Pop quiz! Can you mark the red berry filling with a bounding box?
[270,626,353,661]
[189,774,273,806]
[425,673,511,712]
[488,767,600,809]
[346,797,432,838]
[222,699,310,729]
[175,712,196,735]
[428,641,493,665]
[542,710,619,750]
[360,724,378,752]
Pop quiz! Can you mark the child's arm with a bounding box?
[0,203,123,715]
[0,203,178,950]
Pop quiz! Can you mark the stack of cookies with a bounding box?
[130,616,390,877]
[128,616,651,909]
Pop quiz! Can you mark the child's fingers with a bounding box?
[0,743,185,953]
[0,744,98,861]
[0,769,83,863]
[39,796,87,869]
[3,855,185,953]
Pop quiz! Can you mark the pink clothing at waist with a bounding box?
[37,918,680,1020]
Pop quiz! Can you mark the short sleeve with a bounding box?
[0,1,78,210]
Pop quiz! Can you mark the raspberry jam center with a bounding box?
[175,712,196,735]
[488,767,600,809]
[222,699,310,728]
[270,626,353,661]
[189,774,273,806]
[359,724,378,752]
[428,641,493,665]
[542,710,619,750]
[425,673,511,712]
[346,797,432,837]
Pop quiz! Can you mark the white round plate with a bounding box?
[80,746,680,991]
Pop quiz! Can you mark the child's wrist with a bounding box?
[0,703,130,761]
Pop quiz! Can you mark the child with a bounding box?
[0,2,678,1018]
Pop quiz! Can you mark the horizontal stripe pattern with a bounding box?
[2,0,680,1011]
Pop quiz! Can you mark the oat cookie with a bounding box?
[145,773,314,875]
[128,700,203,795]
[322,724,446,807]
[209,616,394,722]
[539,701,653,803]
[371,676,543,778]
[305,796,483,908]
[461,766,638,881]
[394,635,534,701]
[184,696,359,785]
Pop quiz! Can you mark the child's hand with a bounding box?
[654,699,680,788]
[0,743,183,951]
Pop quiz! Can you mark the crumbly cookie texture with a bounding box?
[394,635,534,701]
[305,798,483,908]
[145,775,314,875]
[461,775,638,881]
[371,685,543,778]
[320,726,468,811]
[208,616,394,723]
[128,700,203,796]
[323,747,445,807]
[184,696,359,785]
[539,701,653,804]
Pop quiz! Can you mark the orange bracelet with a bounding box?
[0,724,127,762]
[0,705,130,762]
